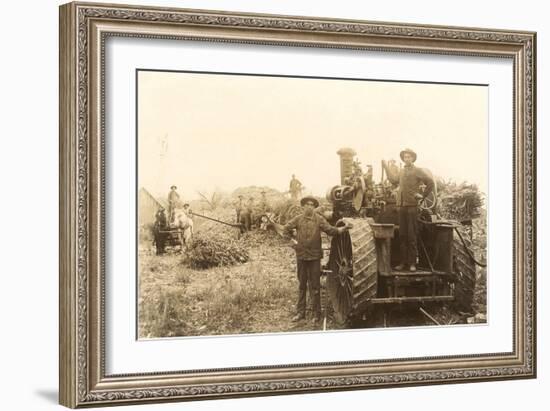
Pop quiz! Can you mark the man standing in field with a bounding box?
[153,207,168,255]
[289,174,303,201]
[240,196,255,231]
[284,196,350,323]
[182,203,192,218]
[382,148,435,272]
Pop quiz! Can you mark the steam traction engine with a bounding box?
[325,148,476,325]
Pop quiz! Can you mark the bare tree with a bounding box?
[196,190,223,211]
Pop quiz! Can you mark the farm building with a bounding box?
[138,187,167,226]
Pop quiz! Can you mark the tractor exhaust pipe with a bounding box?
[336,147,357,185]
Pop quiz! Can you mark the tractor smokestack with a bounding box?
[336,148,356,184]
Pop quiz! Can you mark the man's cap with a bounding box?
[300,196,319,208]
[170,185,177,189]
[399,148,417,163]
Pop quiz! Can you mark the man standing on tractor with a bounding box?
[284,196,350,324]
[382,148,434,272]
[168,185,180,223]
[289,174,303,201]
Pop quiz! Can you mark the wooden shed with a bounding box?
[138,187,164,227]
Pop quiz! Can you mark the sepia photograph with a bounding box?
[58,2,536,406]
[136,69,488,338]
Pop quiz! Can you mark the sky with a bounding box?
[137,70,487,200]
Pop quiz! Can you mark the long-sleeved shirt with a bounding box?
[168,190,180,204]
[289,178,302,192]
[154,210,168,229]
[283,213,340,260]
[386,164,435,206]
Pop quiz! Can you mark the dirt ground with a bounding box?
[138,210,487,339]
[138,230,343,338]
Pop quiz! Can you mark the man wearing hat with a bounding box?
[382,148,434,272]
[168,185,180,222]
[283,196,350,323]
[182,202,192,217]
[153,207,168,255]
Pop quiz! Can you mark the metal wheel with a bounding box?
[327,218,378,325]
[419,191,437,211]
[284,204,303,224]
[418,167,438,212]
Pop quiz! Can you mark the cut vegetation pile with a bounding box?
[230,186,283,202]
[437,180,484,222]
[187,233,249,269]
[270,199,303,224]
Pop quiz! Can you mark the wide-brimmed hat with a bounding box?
[300,196,319,208]
[170,185,177,189]
[399,148,417,162]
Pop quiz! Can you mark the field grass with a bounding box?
[138,208,488,338]
[138,230,340,338]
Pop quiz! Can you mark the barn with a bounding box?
[138,187,166,227]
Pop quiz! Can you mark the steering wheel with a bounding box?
[417,168,438,213]
[418,190,437,212]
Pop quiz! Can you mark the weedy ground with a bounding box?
[138,229,340,338]
[138,207,487,338]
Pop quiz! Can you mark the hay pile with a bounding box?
[437,181,484,222]
[187,233,249,269]
[230,186,283,201]
[270,199,303,224]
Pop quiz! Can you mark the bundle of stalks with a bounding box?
[187,233,249,269]
[437,180,484,222]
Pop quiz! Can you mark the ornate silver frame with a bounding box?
[59,1,536,408]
